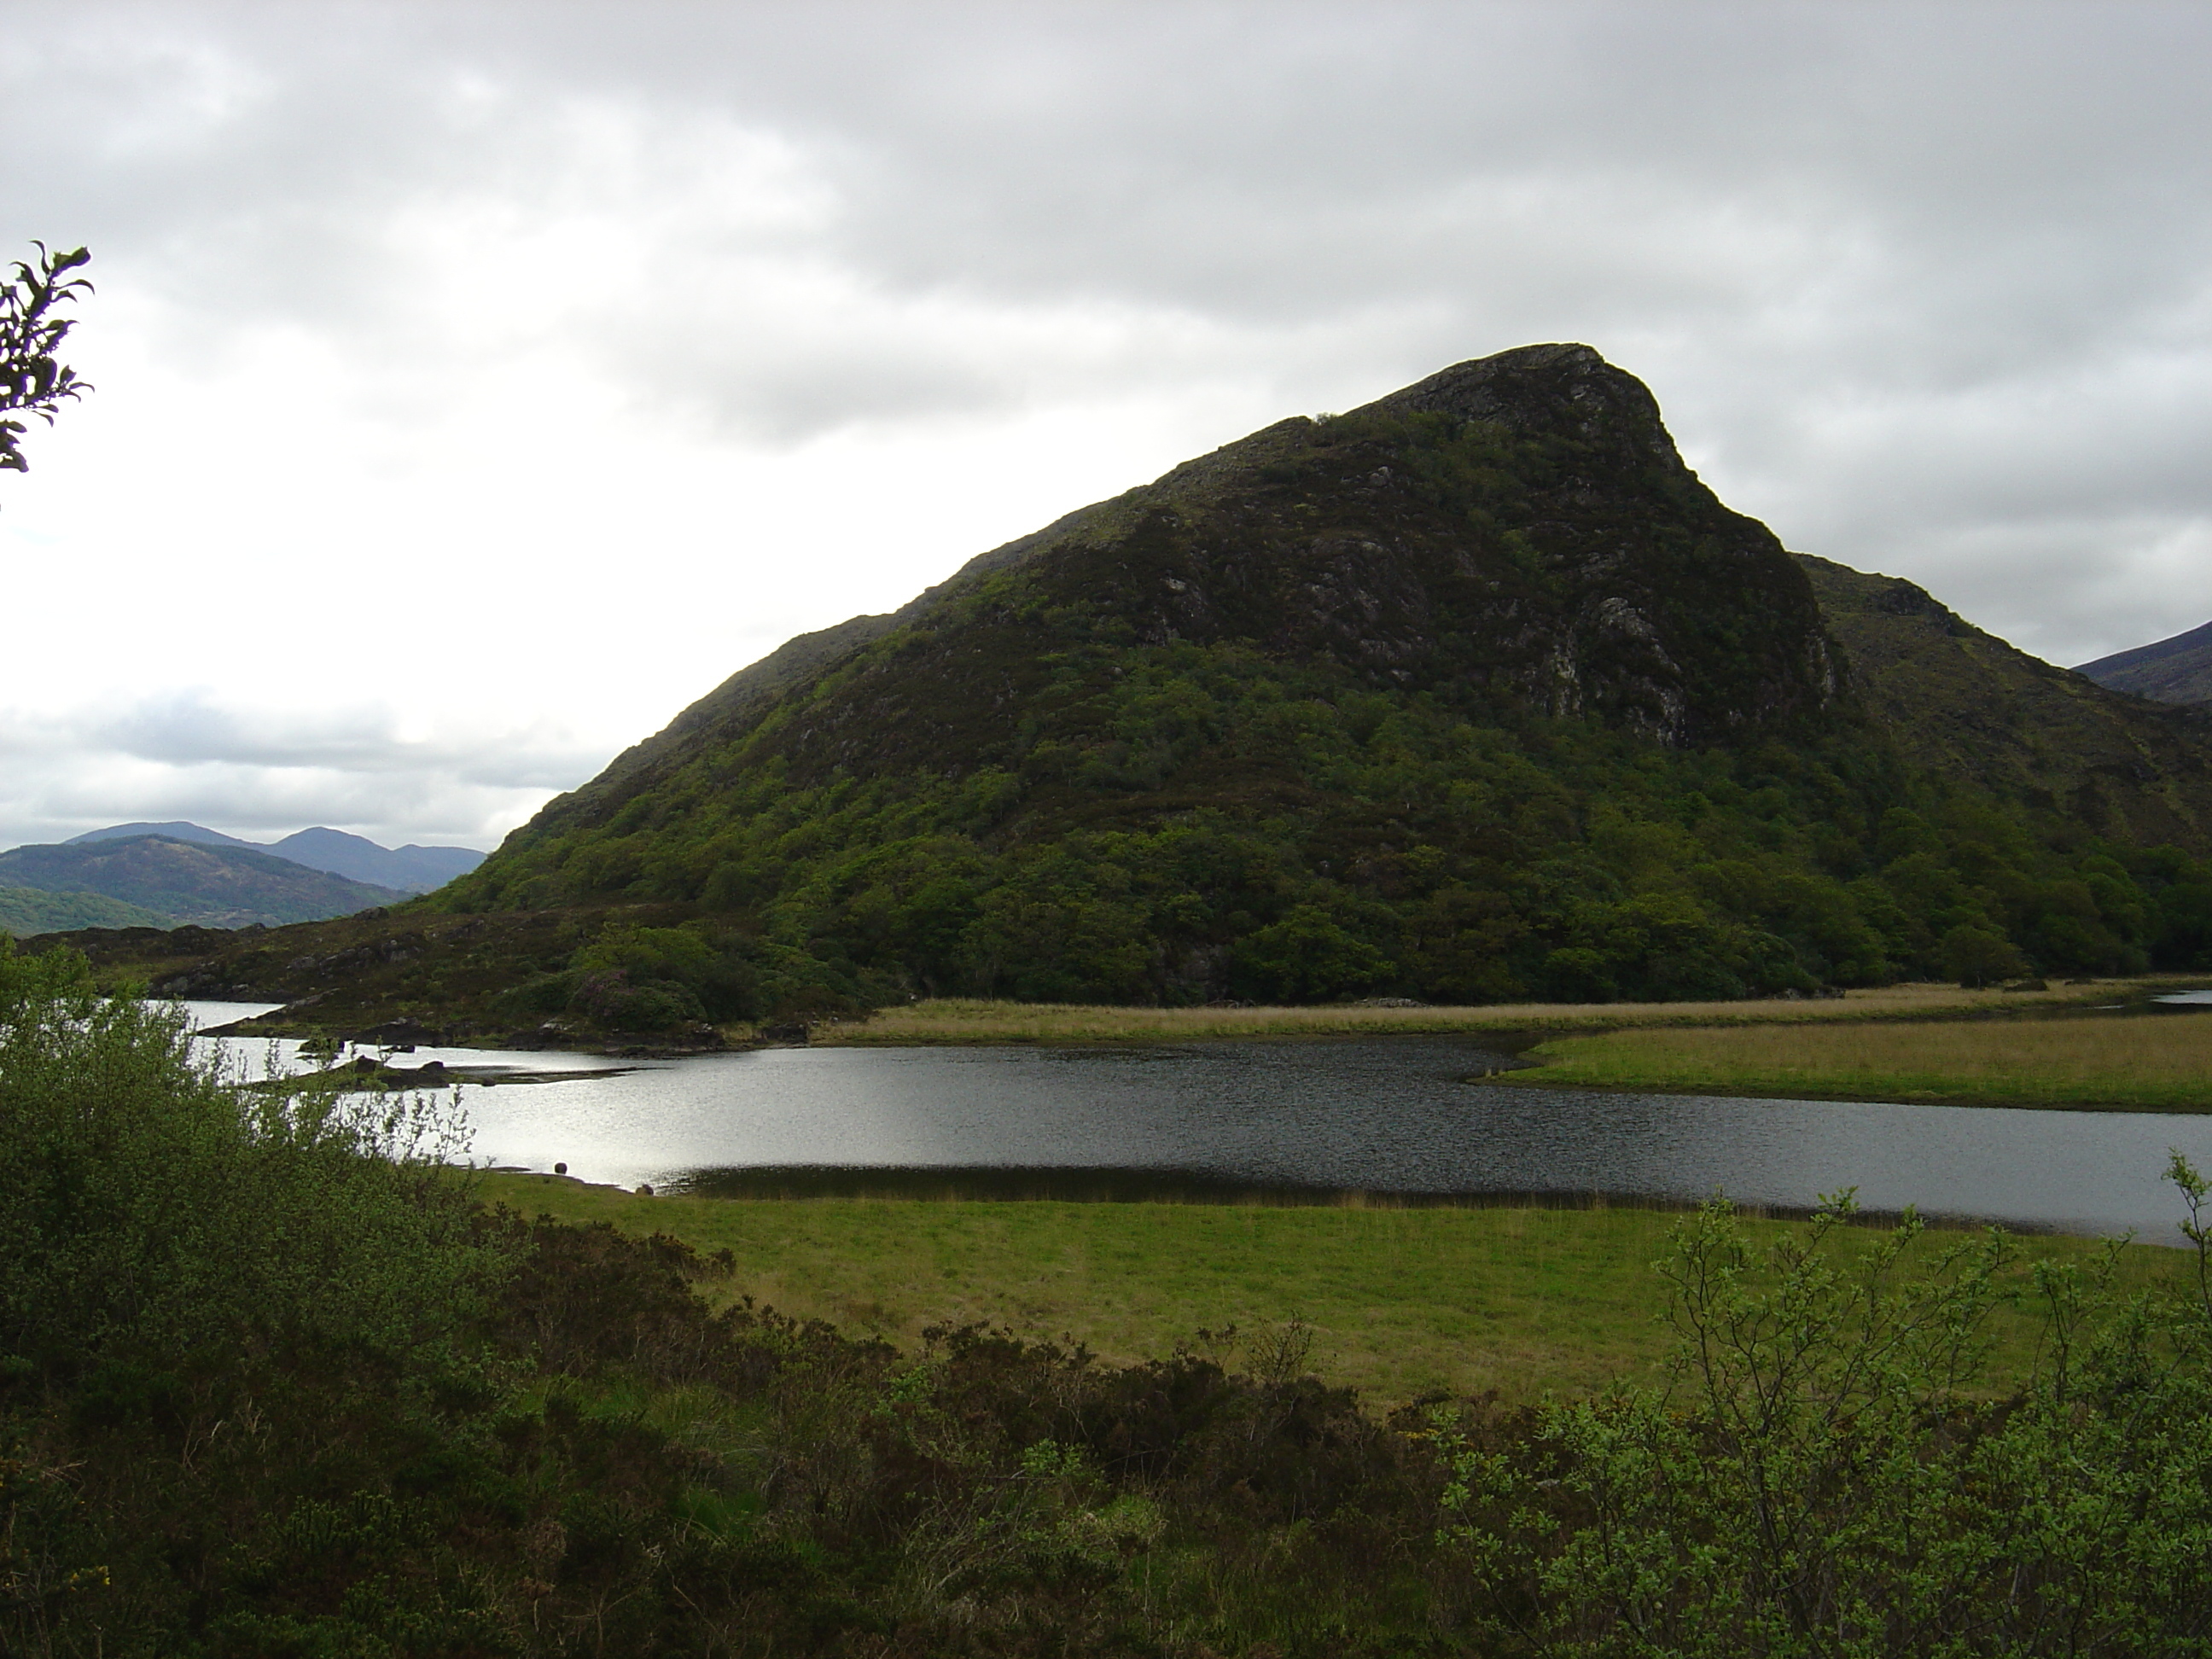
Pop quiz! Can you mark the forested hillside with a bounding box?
[0,885,172,934]
[1802,556,2212,847]
[413,348,2212,1025]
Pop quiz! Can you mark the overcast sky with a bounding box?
[3,2,2209,853]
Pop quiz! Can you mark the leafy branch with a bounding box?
[0,242,92,474]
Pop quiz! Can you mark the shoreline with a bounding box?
[1495,1004,2212,1114]
[788,979,2168,1048]
[1470,1069,2212,1114]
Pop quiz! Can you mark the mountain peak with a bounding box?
[66,820,255,850]
[471,346,1843,904]
[1365,344,1684,469]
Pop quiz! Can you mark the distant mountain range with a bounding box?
[0,824,486,935]
[63,823,484,894]
[0,835,407,930]
[2075,620,2212,706]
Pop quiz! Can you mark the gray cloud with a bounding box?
[87,695,592,786]
[0,691,611,852]
[3,0,2210,848]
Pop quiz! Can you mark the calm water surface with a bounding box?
[183,1003,2212,1244]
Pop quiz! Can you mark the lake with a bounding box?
[185,1002,2212,1244]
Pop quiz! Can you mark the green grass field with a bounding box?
[474,1175,2196,1405]
[1515,1011,2212,1110]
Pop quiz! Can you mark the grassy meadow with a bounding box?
[474,1173,2197,1406]
[1515,1010,2212,1110]
[794,979,2129,1046]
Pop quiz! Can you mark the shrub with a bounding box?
[0,940,502,1368]
[568,966,708,1031]
[1939,922,2029,987]
[1438,1173,2212,1655]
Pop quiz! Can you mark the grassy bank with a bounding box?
[474,1174,2192,1404]
[789,980,2136,1046]
[1512,1010,2212,1110]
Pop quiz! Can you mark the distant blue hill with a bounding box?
[265,828,485,894]
[3,835,404,928]
[66,822,486,895]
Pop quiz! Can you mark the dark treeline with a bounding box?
[447,694,2212,1027]
[7,939,2212,1654]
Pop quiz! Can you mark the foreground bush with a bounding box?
[1436,1186,2212,1654]
[0,941,496,1366]
[4,942,2211,1653]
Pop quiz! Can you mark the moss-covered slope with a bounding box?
[1800,556,2212,847]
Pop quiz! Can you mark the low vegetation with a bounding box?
[1516,1010,2212,1109]
[10,940,2212,1654]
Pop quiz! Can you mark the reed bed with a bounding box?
[801,981,2128,1046]
[1521,1011,2212,1109]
